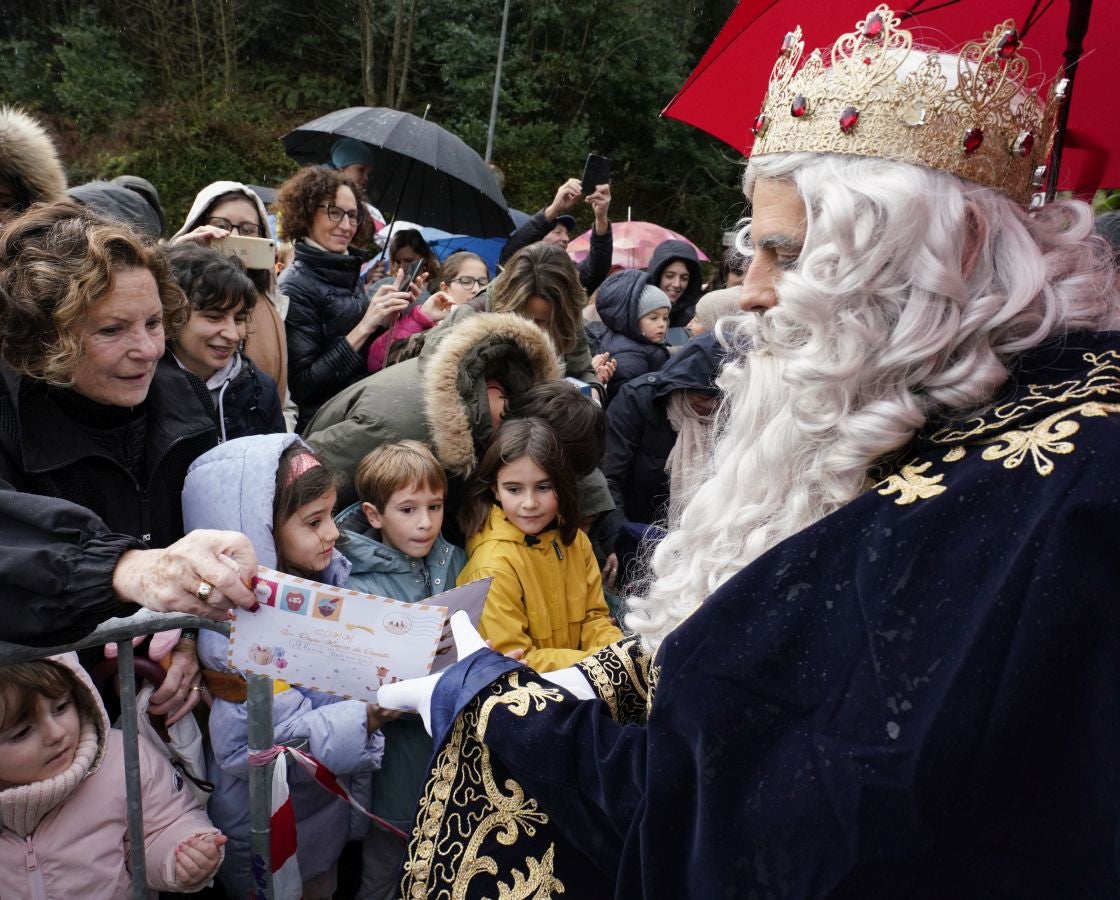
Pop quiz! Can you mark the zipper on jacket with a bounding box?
[552,539,564,560]
[25,836,48,900]
[139,487,152,543]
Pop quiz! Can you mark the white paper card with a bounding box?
[228,566,490,702]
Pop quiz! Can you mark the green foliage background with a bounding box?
[0,0,748,258]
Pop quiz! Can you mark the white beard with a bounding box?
[629,312,925,652]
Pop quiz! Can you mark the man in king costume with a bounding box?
[381,7,1120,898]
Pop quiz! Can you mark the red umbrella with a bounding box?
[566,221,710,271]
[663,1,1117,196]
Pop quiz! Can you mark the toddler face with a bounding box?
[639,308,670,344]
[364,482,445,559]
[0,692,81,788]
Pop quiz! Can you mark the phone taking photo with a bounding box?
[396,258,426,289]
[217,234,276,271]
[581,154,612,194]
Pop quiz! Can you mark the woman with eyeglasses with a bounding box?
[276,167,413,432]
[172,182,291,425]
[365,251,490,373]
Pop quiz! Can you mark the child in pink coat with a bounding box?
[0,653,224,898]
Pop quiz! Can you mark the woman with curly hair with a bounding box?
[276,167,412,431]
[0,201,258,702]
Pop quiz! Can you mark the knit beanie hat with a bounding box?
[637,285,671,320]
[692,288,742,333]
[330,138,376,170]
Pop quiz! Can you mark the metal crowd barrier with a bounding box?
[0,611,278,900]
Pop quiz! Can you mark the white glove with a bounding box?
[378,612,597,734]
[379,611,486,733]
[540,665,596,700]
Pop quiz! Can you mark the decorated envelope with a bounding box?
[229,566,491,702]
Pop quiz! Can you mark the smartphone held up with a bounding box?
[581,154,611,195]
[216,234,277,271]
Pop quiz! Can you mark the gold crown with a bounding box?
[749,5,1065,206]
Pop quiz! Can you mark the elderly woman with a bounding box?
[0,202,258,718]
[277,167,412,432]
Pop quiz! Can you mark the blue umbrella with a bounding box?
[419,228,507,274]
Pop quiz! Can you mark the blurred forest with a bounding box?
[0,0,751,257]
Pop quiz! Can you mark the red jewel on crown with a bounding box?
[963,127,984,155]
[791,95,808,117]
[863,12,884,39]
[997,29,1020,60]
[752,112,768,137]
[839,106,860,134]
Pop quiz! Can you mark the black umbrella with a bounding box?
[282,107,513,239]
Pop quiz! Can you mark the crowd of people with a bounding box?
[1,3,1119,896]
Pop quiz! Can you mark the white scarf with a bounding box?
[664,391,715,525]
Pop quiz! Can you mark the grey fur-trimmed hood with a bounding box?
[0,107,67,208]
[421,310,561,477]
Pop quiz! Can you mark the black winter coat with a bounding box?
[499,210,614,295]
[177,353,286,442]
[600,333,725,550]
[595,269,671,401]
[280,241,374,433]
[647,239,704,329]
[0,357,217,644]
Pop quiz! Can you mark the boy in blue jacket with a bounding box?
[335,440,466,900]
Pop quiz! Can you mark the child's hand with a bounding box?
[366,702,403,732]
[601,552,620,592]
[421,290,453,323]
[175,832,227,888]
[592,352,617,383]
[363,259,387,284]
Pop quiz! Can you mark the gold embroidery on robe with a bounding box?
[401,682,565,900]
[977,401,1120,476]
[476,673,565,738]
[578,638,651,725]
[871,351,1120,503]
[876,460,947,505]
[930,350,1120,444]
[402,643,654,898]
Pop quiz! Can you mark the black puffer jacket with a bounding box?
[596,269,671,401]
[174,352,286,442]
[0,356,217,644]
[647,239,704,329]
[498,209,614,295]
[599,332,725,550]
[280,241,373,432]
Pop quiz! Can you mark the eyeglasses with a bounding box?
[206,217,265,237]
[316,204,360,225]
[450,276,488,290]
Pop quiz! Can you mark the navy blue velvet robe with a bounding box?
[403,332,1120,899]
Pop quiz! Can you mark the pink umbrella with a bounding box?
[567,221,710,270]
